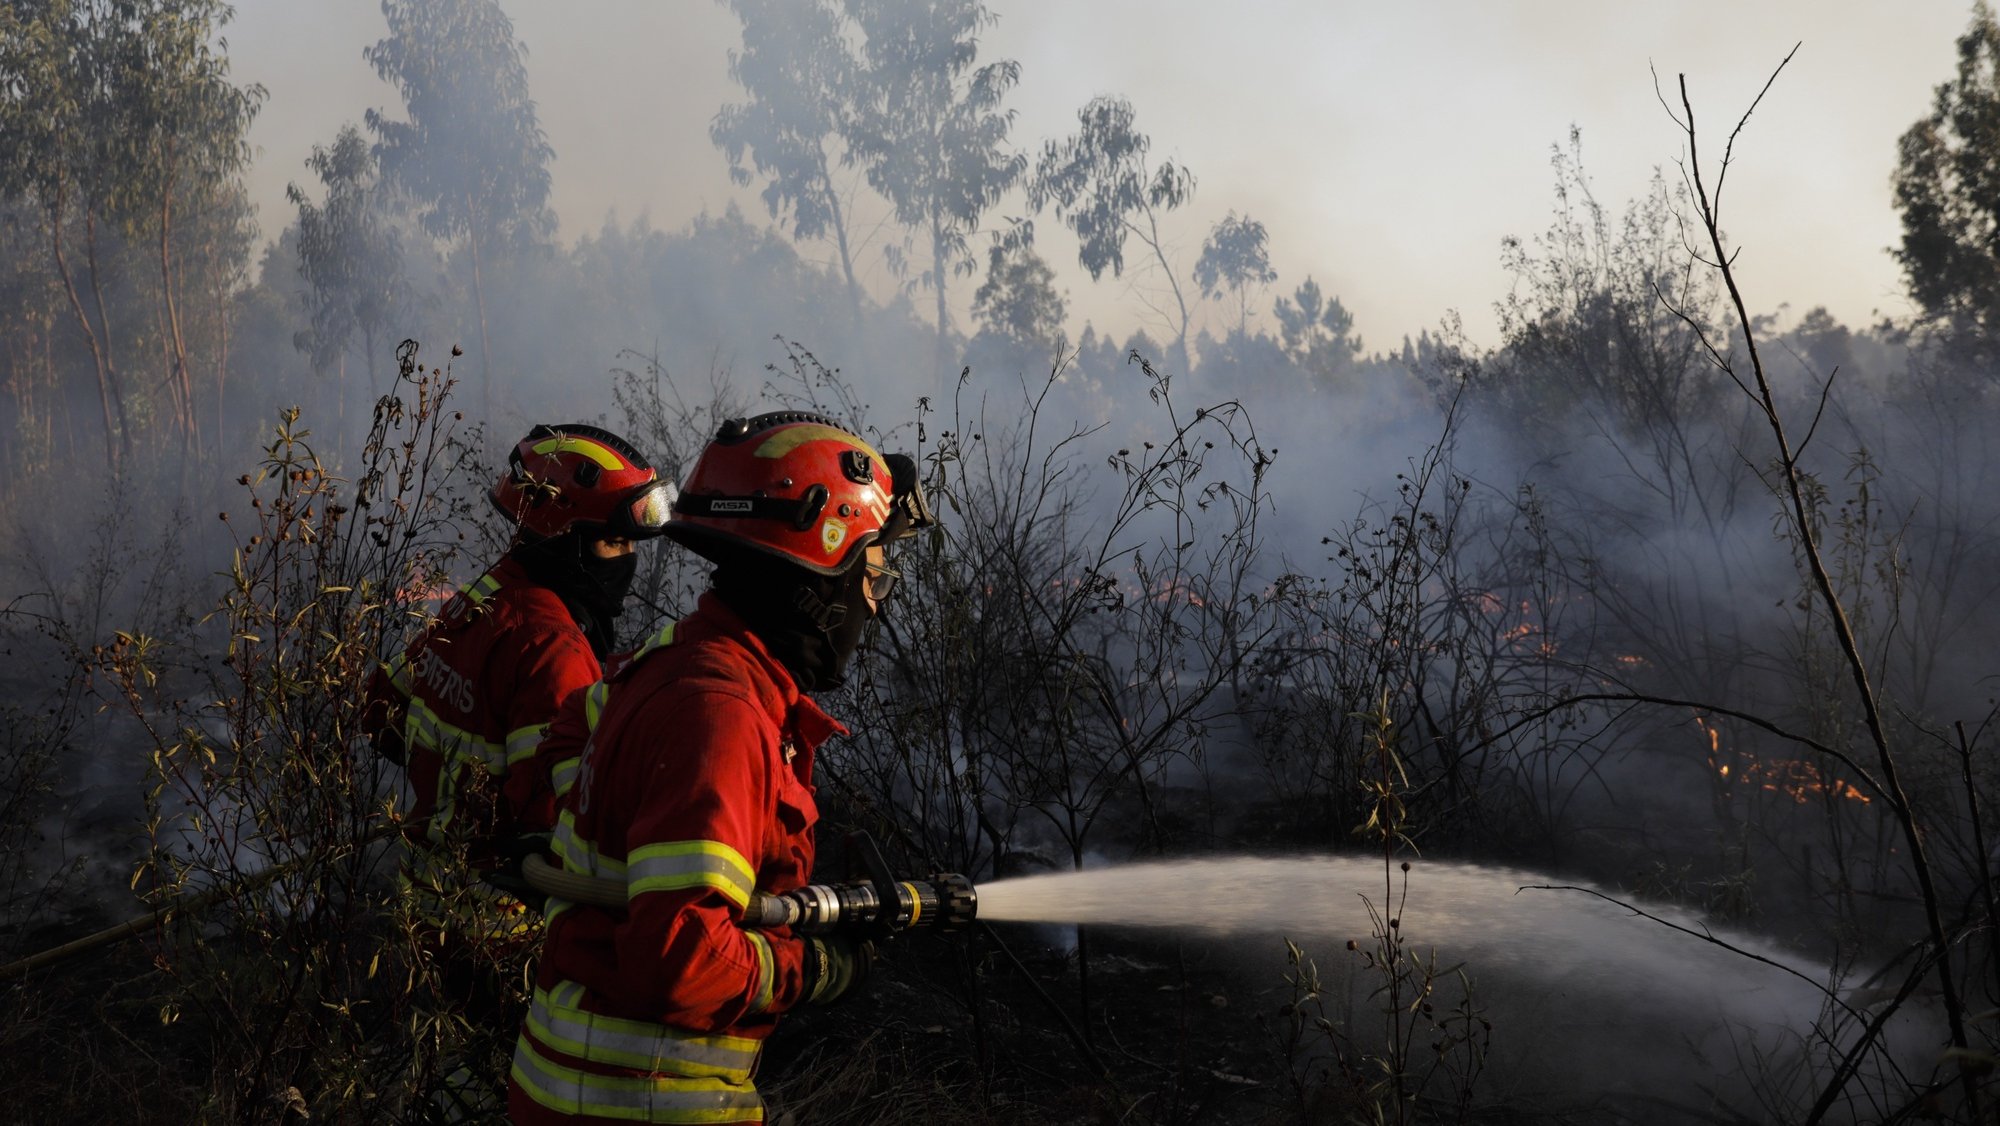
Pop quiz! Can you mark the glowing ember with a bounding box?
[1695,714,1870,805]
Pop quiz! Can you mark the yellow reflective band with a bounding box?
[462,572,502,605]
[512,1034,765,1123]
[528,981,762,1080]
[626,841,756,908]
[429,757,468,839]
[403,697,508,774]
[746,932,775,1013]
[750,424,882,466]
[532,434,628,471]
[382,655,413,696]
[632,622,677,663]
[553,811,627,880]
[551,755,580,798]
[584,681,610,730]
[506,723,547,766]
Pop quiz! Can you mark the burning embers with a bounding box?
[1694,714,1871,806]
[1469,591,1556,657]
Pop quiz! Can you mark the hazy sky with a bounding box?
[225,1,1974,354]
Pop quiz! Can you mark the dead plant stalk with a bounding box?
[1663,51,1975,1116]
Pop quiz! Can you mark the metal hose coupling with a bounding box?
[741,831,977,936]
[742,871,976,934]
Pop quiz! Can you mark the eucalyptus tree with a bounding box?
[845,0,1024,377]
[711,0,867,321]
[288,124,410,399]
[971,235,1066,357]
[0,0,259,464]
[0,197,62,469]
[1194,211,1275,342]
[1029,96,1197,370]
[366,0,553,414]
[0,0,130,469]
[117,0,263,453]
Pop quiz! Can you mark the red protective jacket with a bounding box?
[363,552,602,851]
[508,592,842,1126]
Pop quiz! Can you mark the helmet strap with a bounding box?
[791,586,847,632]
[713,558,872,692]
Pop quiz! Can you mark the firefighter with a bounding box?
[362,423,671,1116]
[366,422,673,860]
[507,411,933,1125]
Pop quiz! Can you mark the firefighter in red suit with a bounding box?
[366,422,674,864]
[508,412,932,1125]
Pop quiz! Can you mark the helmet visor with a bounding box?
[623,481,677,536]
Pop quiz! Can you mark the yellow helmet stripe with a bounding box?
[530,435,627,471]
[752,424,883,465]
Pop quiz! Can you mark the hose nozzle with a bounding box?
[743,871,975,934]
[742,832,976,935]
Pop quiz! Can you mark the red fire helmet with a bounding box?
[666,412,933,575]
[490,424,673,541]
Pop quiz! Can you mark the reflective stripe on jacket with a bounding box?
[508,592,843,1126]
[363,552,602,851]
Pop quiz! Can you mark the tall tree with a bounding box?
[1028,96,1196,369]
[1,0,131,469]
[711,0,867,321]
[366,0,553,415]
[0,197,63,469]
[971,234,1066,356]
[184,175,255,443]
[288,124,409,399]
[119,0,263,453]
[1194,211,1274,341]
[1892,0,2000,370]
[2,0,259,467]
[1273,275,1362,387]
[845,0,1024,377]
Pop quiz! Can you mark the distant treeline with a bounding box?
[8,1,1995,492]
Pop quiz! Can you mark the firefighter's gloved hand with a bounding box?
[367,722,409,767]
[799,935,874,1005]
[480,832,555,913]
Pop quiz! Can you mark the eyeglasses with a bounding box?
[863,561,902,602]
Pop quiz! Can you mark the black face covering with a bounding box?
[712,554,875,692]
[578,550,639,616]
[512,533,639,659]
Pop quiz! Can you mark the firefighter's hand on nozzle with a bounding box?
[800,934,873,1005]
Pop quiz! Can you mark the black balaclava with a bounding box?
[512,531,639,660]
[711,552,874,692]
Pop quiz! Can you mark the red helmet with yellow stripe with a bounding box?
[491,424,673,541]
[667,412,932,574]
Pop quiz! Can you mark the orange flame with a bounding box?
[1696,714,1870,805]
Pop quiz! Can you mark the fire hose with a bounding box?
[0,820,405,982]
[519,831,978,936]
